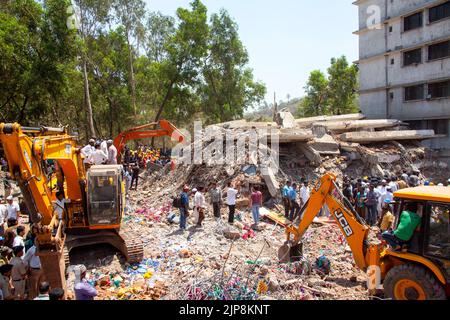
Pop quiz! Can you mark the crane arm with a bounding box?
[284,173,371,270]
[113,120,185,156]
[0,123,84,229]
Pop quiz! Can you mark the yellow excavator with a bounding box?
[279,173,449,300]
[0,123,143,292]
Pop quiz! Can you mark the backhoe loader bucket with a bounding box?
[278,241,303,263]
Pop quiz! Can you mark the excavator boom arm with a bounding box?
[113,120,185,156]
[285,173,370,270]
[0,123,84,226]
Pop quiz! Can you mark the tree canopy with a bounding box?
[0,0,266,141]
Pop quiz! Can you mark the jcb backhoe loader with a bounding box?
[0,123,143,292]
[279,173,449,300]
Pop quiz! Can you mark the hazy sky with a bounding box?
[145,0,359,103]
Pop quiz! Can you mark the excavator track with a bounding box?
[121,233,144,264]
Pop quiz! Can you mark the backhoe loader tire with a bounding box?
[383,264,445,300]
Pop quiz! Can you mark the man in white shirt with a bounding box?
[101,140,108,157]
[299,181,311,207]
[53,191,70,221]
[12,226,26,256]
[0,202,7,237]
[226,182,238,224]
[107,140,118,165]
[10,246,27,299]
[23,240,42,300]
[81,139,96,170]
[88,143,108,165]
[5,196,20,227]
[193,187,206,227]
[377,180,387,218]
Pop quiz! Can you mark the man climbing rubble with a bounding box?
[289,183,300,221]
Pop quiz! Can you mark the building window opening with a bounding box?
[428,40,450,61]
[428,80,450,99]
[403,48,422,66]
[405,84,425,101]
[429,1,450,23]
[404,12,423,31]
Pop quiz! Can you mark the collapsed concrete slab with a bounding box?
[295,113,365,128]
[318,119,405,132]
[307,134,340,156]
[340,130,437,143]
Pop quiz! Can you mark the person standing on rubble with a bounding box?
[131,163,140,190]
[225,182,238,224]
[250,186,263,229]
[194,187,206,228]
[209,182,222,220]
[282,181,291,218]
[288,183,300,221]
[179,186,190,231]
[106,140,118,165]
[299,181,311,208]
[364,185,379,226]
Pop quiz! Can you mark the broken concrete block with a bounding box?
[295,113,365,128]
[307,134,340,156]
[319,119,405,132]
[340,130,437,143]
[298,143,322,165]
[262,166,280,197]
[223,229,241,240]
[276,111,296,129]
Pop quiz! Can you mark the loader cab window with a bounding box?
[87,174,120,225]
[425,203,450,260]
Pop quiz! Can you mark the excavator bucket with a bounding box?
[278,241,303,263]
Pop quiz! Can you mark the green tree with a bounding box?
[74,0,112,138]
[113,0,146,120]
[200,9,266,123]
[327,56,359,115]
[153,0,209,122]
[302,70,329,116]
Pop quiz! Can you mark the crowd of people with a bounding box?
[172,182,265,232]
[0,197,66,300]
[80,139,173,193]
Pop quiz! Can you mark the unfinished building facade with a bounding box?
[354,0,450,159]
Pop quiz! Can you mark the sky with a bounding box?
[145,0,359,104]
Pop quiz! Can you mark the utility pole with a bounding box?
[273,92,278,121]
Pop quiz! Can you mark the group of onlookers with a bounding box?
[174,182,264,232]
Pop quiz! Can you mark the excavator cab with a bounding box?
[86,165,124,228]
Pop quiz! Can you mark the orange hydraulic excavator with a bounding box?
[0,123,143,293]
[113,120,185,161]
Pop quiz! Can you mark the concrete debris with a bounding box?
[294,113,365,128]
[317,119,405,132]
[340,130,437,143]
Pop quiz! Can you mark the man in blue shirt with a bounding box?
[282,181,291,218]
[179,186,190,231]
[74,265,97,300]
[288,183,300,221]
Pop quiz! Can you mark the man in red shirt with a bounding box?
[250,186,263,229]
